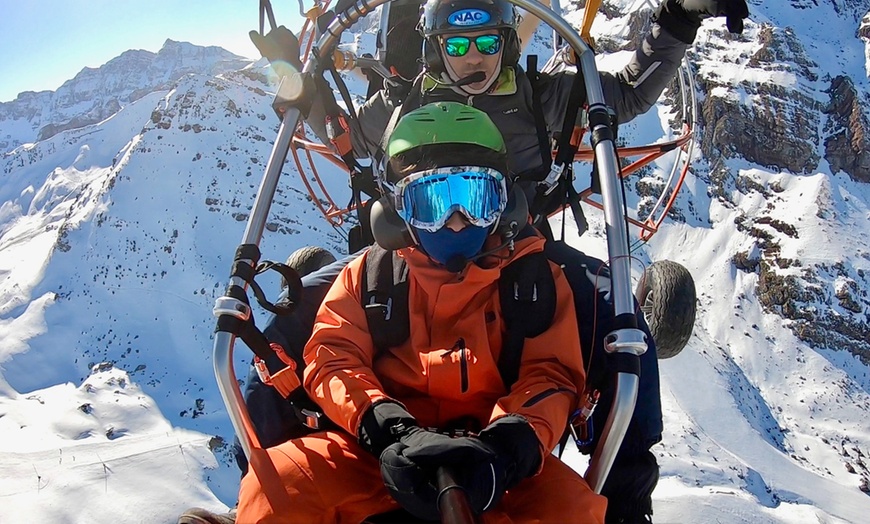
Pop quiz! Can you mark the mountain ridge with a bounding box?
[0,39,253,153]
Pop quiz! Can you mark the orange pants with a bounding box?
[237,431,606,524]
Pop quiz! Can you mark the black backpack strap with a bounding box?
[363,245,411,351]
[497,247,557,389]
[543,240,612,391]
[530,69,588,238]
[526,55,553,176]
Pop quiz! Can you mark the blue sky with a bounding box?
[0,1,305,103]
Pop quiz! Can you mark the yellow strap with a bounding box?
[305,5,322,21]
[580,0,602,46]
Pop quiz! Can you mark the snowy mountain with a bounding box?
[1,1,870,522]
[0,39,251,153]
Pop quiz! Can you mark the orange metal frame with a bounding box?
[287,126,693,241]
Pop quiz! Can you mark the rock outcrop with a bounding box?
[824,75,870,183]
[697,25,822,175]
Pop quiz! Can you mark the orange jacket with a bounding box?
[302,232,586,457]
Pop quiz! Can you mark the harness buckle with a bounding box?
[513,282,538,301]
[301,408,322,430]
[365,296,393,321]
[254,356,272,385]
[326,114,353,156]
[539,162,565,196]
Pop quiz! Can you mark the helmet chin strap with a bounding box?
[442,53,502,96]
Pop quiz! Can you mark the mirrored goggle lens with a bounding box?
[397,169,507,232]
[443,34,502,57]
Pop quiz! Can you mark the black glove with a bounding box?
[465,416,542,500]
[358,400,419,456]
[435,436,510,515]
[398,415,543,517]
[363,401,506,519]
[250,25,317,118]
[357,401,438,519]
[380,428,496,520]
[249,25,303,70]
[653,0,750,44]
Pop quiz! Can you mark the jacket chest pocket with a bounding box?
[427,344,471,399]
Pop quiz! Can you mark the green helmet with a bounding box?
[386,101,506,160]
[373,101,527,252]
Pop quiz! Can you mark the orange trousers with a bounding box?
[237,431,606,524]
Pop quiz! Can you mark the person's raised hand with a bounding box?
[249,25,303,70]
[654,0,750,44]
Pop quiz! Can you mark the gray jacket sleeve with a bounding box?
[605,23,689,124]
[540,23,689,129]
[304,84,394,160]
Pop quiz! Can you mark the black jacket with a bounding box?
[308,24,688,178]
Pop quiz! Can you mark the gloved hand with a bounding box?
[426,435,510,515]
[249,25,303,70]
[384,415,543,517]
[380,428,497,520]
[653,0,750,44]
[358,401,441,519]
[458,415,543,513]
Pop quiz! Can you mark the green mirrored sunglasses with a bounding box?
[442,34,502,57]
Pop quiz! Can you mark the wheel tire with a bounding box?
[635,260,696,359]
[282,246,336,287]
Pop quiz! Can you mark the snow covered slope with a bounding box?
[0,363,222,523]
[1,1,869,522]
[1,52,348,510]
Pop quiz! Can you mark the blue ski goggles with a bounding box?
[392,167,508,233]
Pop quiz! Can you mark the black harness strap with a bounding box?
[554,71,586,169]
[526,55,553,178]
[216,285,273,361]
[565,170,589,238]
[531,69,589,237]
[497,250,557,389]
[363,245,410,352]
[216,244,275,361]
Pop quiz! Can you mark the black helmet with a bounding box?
[420,0,519,37]
[419,0,522,72]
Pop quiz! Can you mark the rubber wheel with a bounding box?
[282,246,336,287]
[634,260,696,359]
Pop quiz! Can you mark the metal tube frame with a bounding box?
[213,0,649,500]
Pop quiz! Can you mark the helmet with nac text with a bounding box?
[418,0,522,74]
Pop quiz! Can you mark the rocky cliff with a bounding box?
[682,2,870,368]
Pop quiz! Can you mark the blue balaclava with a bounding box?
[415,224,489,269]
